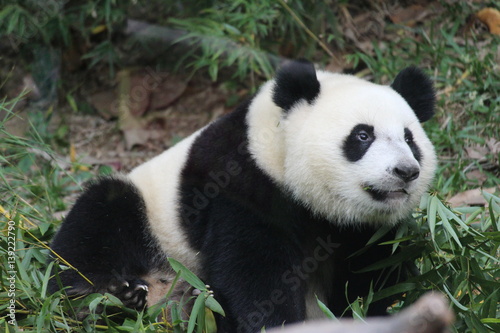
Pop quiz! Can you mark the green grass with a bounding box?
[1,0,500,332]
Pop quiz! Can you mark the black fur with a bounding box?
[49,61,419,332]
[272,59,320,111]
[179,104,402,332]
[404,128,422,163]
[342,124,375,162]
[391,67,435,122]
[49,177,164,309]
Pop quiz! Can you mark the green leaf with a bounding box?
[0,5,15,23]
[168,257,206,290]
[379,235,415,245]
[442,284,469,311]
[204,307,218,333]
[366,224,393,245]
[205,295,225,316]
[438,203,462,247]
[356,244,425,273]
[481,318,500,324]
[208,62,218,81]
[372,283,416,302]
[38,222,52,236]
[187,292,207,333]
[40,261,54,298]
[479,231,500,242]
[88,294,104,313]
[104,292,123,306]
[66,94,78,113]
[428,195,438,241]
[315,295,338,320]
[485,193,500,232]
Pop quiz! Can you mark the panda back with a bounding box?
[128,129,204,273]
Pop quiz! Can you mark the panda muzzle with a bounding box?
[363,186,409,201]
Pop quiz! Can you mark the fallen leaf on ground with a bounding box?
[448,187,498,207]
[476,8,500,35]
[87,89,118,119]
[389,5,431,27]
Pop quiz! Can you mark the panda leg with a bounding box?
[49,177,162,310]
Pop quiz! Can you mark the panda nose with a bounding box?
[394,165,420,182]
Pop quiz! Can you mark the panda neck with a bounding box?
[246,81,287,183]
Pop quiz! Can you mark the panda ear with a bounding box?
[273,59,320,112]
[391,67,436,122]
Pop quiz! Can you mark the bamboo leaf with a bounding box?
[168,257,206,290]
[315,295,338,321]
[187,292,207,333]
[356,244,425,273]
[372,283,416,302]
[428,195,438,241]
[205,295,225,316]
[481,318,500,324]
[442,284,469,311]
[438,203,462,247]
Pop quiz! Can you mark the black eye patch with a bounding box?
[343,124,375,162]
[404,128,422,163]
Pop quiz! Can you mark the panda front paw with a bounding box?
[108,278,149,309]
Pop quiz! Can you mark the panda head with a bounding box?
[247,60,437,225]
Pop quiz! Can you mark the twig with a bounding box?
[277,0,336,60]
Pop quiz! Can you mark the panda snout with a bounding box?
[393,164,420,183]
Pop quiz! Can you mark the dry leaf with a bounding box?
[389,5,430,27]
[150,75,187,110]
[465,145,489,160]
[87,89,118,120]
[465,169,489,183]
[117,68,188,118]
[448,187,498,207]
[486,138,500,155]
[128,72,153,116]
[476,8,500,35]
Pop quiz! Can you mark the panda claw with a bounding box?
[107,285,118,293]
[106,278,149,309]
[108,280,129,293]
[123,291,134,300]
[135,284,148,292]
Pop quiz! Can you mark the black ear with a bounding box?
[272,59,320,112]
[391,67,435,122]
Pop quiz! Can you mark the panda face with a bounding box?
[281,72,436,225]
[248,63,436,226]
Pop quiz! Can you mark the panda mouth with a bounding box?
[363,186,409,201]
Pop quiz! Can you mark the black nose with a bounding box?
[394,165,420,182]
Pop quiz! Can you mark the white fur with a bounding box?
[128,129,205,274]
[247,70,436,226]
[247,81,288,183]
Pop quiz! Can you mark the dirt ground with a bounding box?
[1,1,497,178]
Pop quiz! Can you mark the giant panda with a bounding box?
[49,59,437,332]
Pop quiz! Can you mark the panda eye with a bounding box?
[404,129,414,144]
[356,130,371,141]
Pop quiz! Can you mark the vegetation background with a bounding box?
[0,0,499,332]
